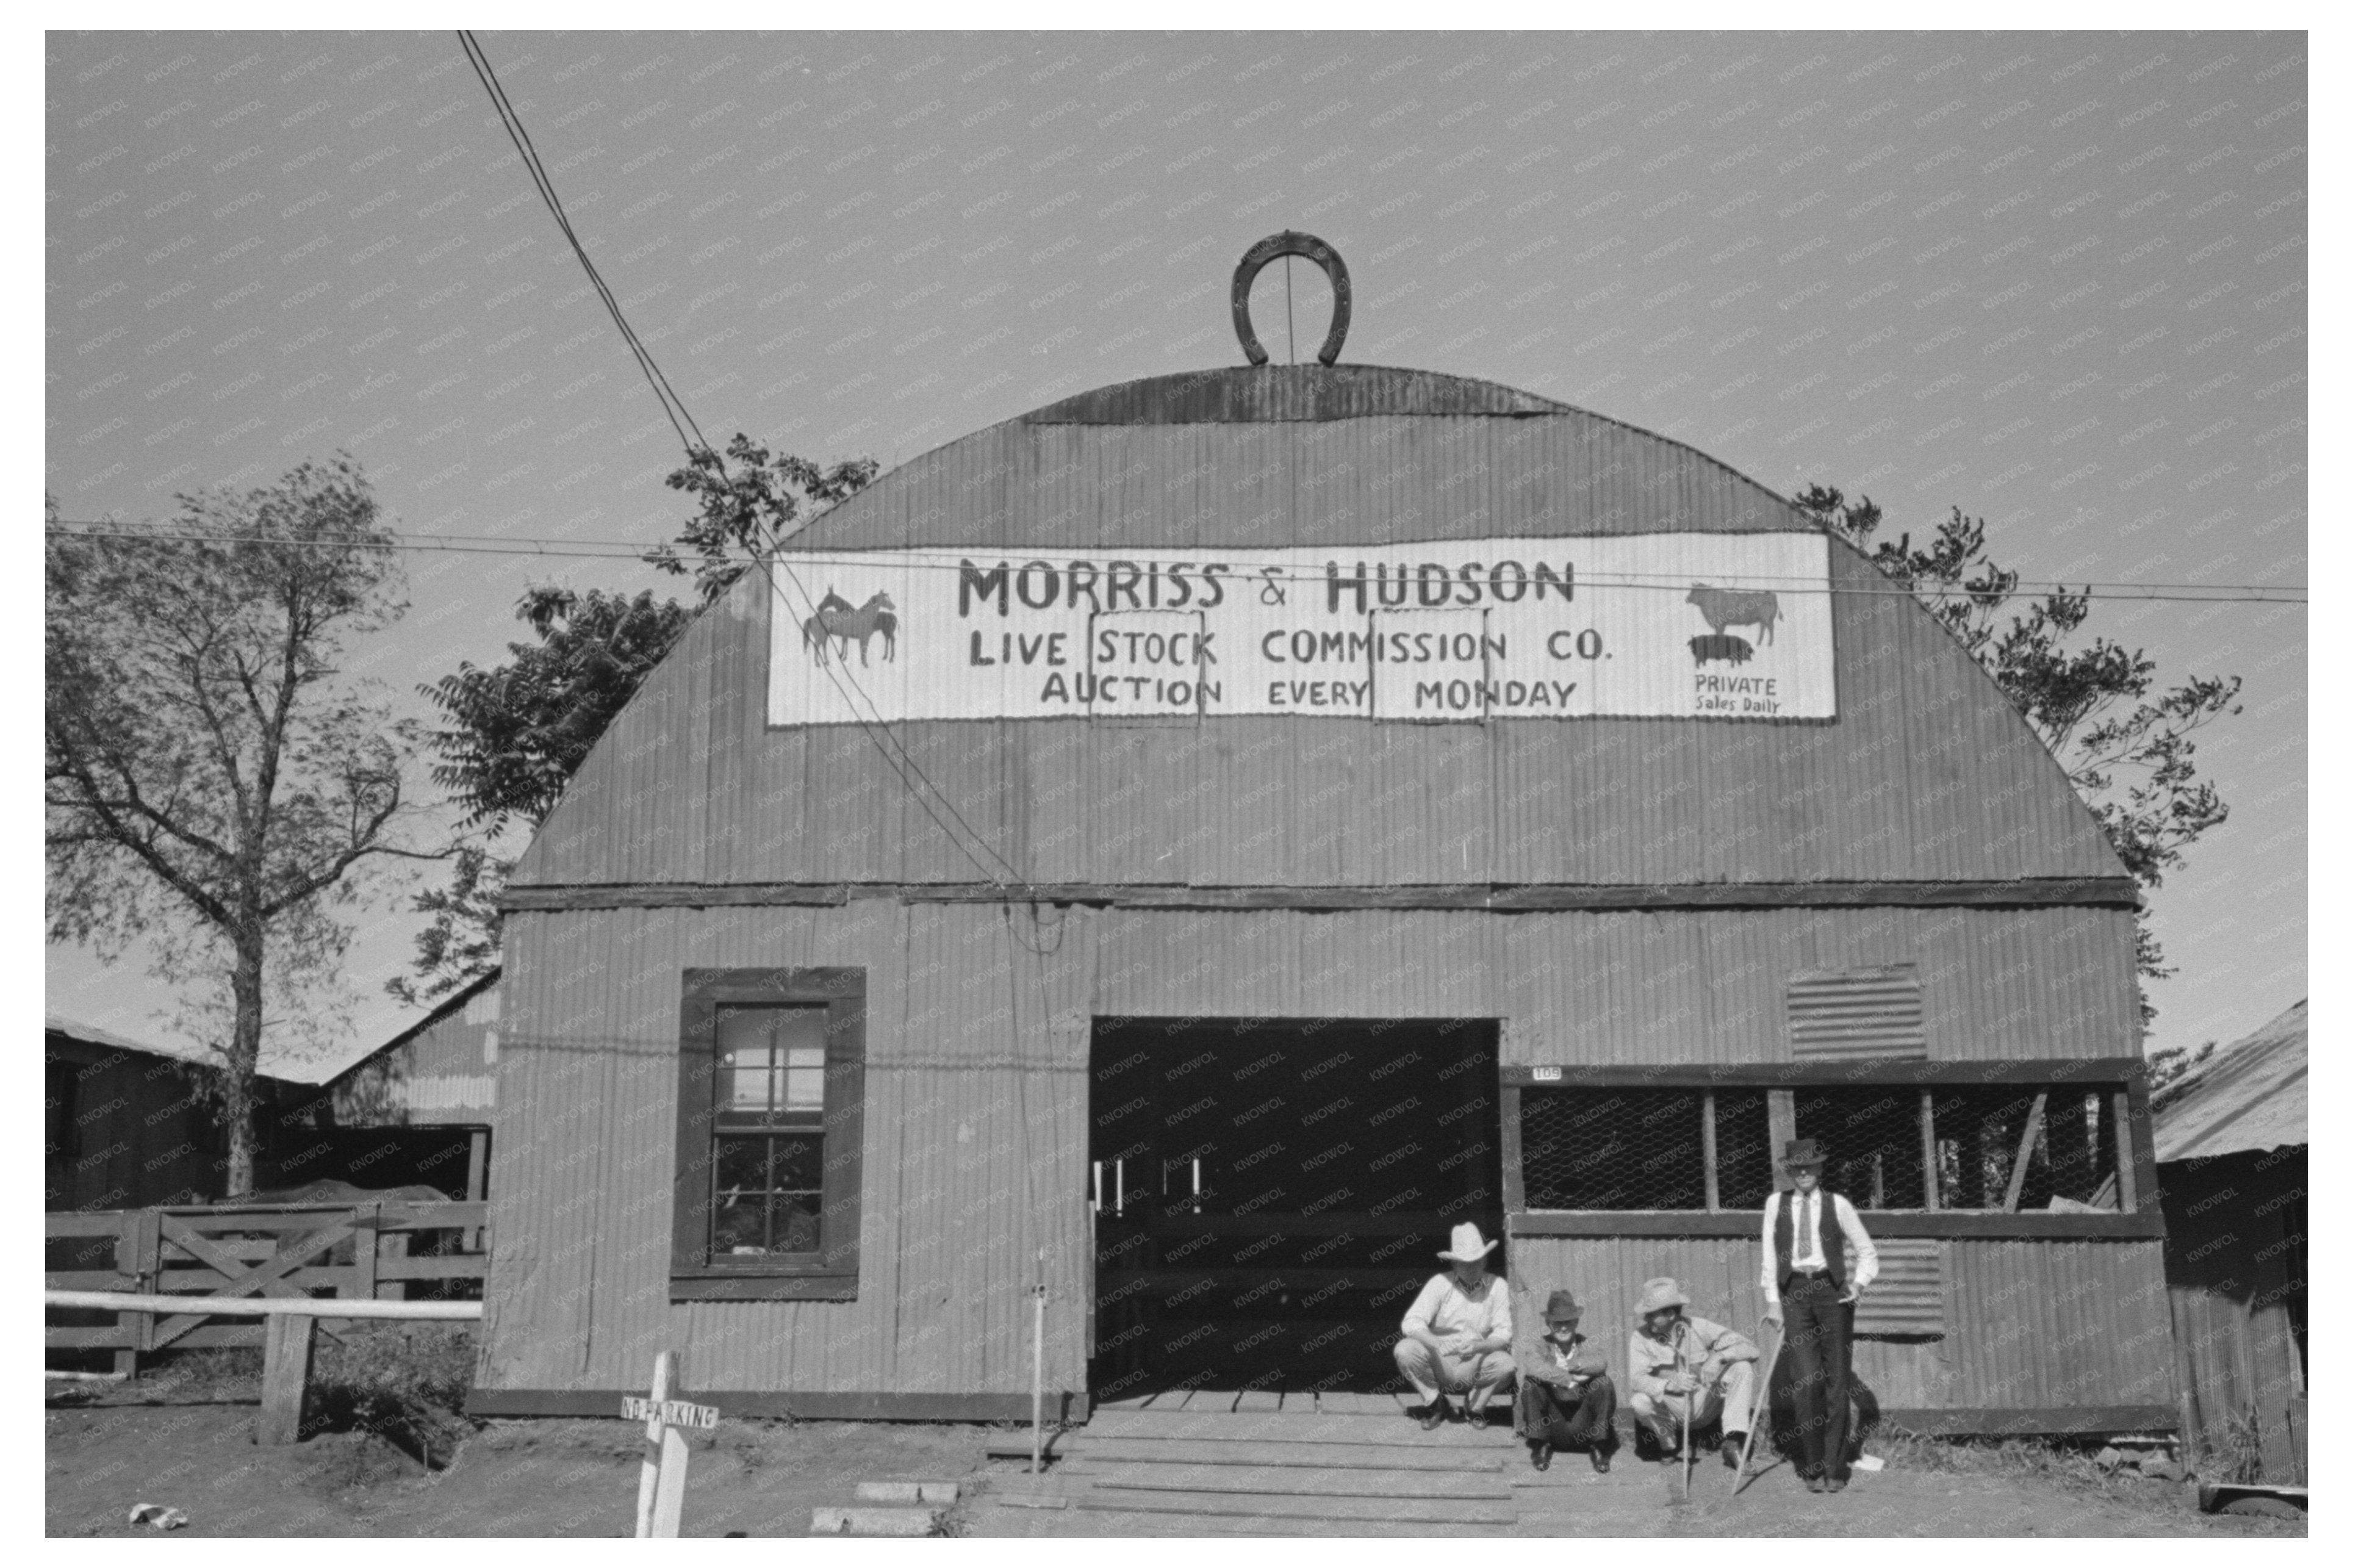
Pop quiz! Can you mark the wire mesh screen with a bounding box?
[1712,1090,1775,1209]
[1795,1085,1930,1209]
[1932,1086,2117,1209]
[1520,1088,1707,1209]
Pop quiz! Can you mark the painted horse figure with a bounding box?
[802,590,897,666]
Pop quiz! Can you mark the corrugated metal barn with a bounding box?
[469,347,2171,1434]
[2155,1000,2305,1480]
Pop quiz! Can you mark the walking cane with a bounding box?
[1680,1387,1694,1501]
[1731,1317,1787,1499]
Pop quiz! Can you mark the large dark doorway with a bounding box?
[1088,1018,1503,1402]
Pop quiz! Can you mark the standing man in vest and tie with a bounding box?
[1759,1138,1878,1492]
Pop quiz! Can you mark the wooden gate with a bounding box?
[45,1201,487,1375]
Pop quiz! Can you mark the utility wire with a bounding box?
[452,30,1022,891]
[45,523,2309,606]
[458,31,709,460]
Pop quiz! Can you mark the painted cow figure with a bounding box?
[1686,584,1780,646]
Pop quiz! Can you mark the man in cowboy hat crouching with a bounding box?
[1512,1289,1617,1472]
[1627,1277,1760,1468]
[1393,1223,1515,1430]
[1760,1137,1878,1493]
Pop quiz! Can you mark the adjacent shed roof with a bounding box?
[2152,999,2307,1162]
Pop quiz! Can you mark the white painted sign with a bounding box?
[767,533,1834,724]
[622,1394,719,1430]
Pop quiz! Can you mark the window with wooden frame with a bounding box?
[672,968,864,1301]
[1501,1062,2159,1240]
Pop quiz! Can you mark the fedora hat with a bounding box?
[1780,1137,1827,1169]
[1543,1289,1582,1323]
[1437,1222,1500,1262]
[1634,1276,1689,1315]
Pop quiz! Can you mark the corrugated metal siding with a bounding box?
[1788,965,1928,1061]
[481,899,2139,1397]
[332,979,501,1127]
[2161,1149,2305,1470]
[1509,1235,2169,1412]
[1854,1238,1944,1335]
[514,409,2123,892]
[1025,365,1576,423]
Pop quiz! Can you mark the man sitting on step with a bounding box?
[1512,1289,1617,1473]
[1626,1276,1759,1469]
[1393,1223,1516,1430]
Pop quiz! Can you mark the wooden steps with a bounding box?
[1078,1465,1512,1501]
[1069,1437,1506,1471]
[1077,1488,1517,1527]
[996,1395,1528,1532]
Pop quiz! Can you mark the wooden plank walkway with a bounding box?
[980,1395,1539,1533]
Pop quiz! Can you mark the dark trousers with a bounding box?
[1783,1275,1855,1481]
[1515,1372,1618,1450]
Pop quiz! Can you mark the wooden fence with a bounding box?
[46,1201,487,1376]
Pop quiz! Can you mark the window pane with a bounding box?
[769,1132,824,1192]
[710,1134,825,1259]
[1520,1089,1706,1209]
[716,1007,829,1115]
[718,1009,776,1112]
[774,1192,822,1253]
[784,1046,826,1111]
[1795,1087,1927,1209]
[713,1137,771,1254]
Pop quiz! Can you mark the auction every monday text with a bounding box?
[769,533,1834,724]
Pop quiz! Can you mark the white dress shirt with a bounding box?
[1759,1188,1879,1307]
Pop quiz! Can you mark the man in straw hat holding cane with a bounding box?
[1627,1277,1760,1470]
[1759,1137,1878,1492]
[1393,1222,1515,1430]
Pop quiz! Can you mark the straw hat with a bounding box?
[1634,1276,1689,1315]
[1437,1222,1500,1262]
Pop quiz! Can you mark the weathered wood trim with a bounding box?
[1501,1060,2149,1088]
[1498,1085,1526,1216]
[1506,1209,2165,1239]
[670,968,866,1299]
[498,878,2143,914]
[1143,1210,1460,1239]
[2124,1074,2161,1214]
[661,1272,860,1303]
[1881,1405,2178,1436]
[465,1388,1089,1423]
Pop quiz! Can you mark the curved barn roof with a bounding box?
[514,362,2132,897]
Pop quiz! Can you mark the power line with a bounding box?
[453,30,1023,891]
[458,31,709,460]
[44,524,2309,606]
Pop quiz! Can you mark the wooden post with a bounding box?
[1030,1249,1047,1475]
[1919,1091,1939,1212]
[635,1351,671,1538]
[1700,1091,1721,1212]
[258,1311,316,1445]
[2001,1092,2049,1214]
[113,1208,158,1380]
[2111,1090,2139,1211]
[465,1129,490,1251]
[1766,1091,1797,1193]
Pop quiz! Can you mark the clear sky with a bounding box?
[45,29,2305,1071]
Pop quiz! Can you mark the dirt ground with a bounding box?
[46,1394,2303,1539]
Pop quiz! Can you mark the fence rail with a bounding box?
[45,1201,487,1375]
